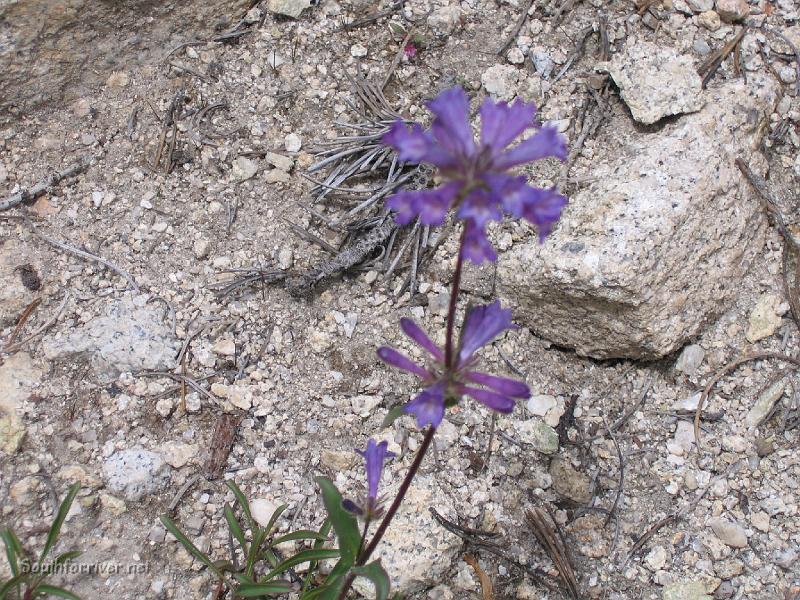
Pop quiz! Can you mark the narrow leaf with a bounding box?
[236,581,292,597]
[262,504,289,537]
[315,478,360,563]
[39,483,80,565]
[225,481,255,532]
[224,504,248,556]
[35,584,81,600]
[272,530,329,545]
[381,405,406,428]
[1,529,21,577]
[159,516,225,580]
[262,549,340,581]
[245,528,268,578]
[0,574,27,599]
[299,579,344,600]
[352,560,391,600]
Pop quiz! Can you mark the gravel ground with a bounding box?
[1,0,799,598]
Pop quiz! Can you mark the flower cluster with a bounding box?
[378,301,530,429]
[383,86,568,263]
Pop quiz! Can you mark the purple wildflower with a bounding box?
[377,301,530,429]
[382,87,568,263]
[344,439,395,518]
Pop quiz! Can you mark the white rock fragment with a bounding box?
[507,47,526,64]
[481,64,520,101]
[527,394,556,416]
[232,156,259,182]
[43,294,179,382]
[427,5,462,34]
[193,239,211,260]
[697,10,721,30]
[745,293,784,342]
[267,0,310,19]
[745,378,785,427]
[350,44,368,57]
[675,344,705,375]
[708,517,748,548]
[212,338,236,356]
[284,133,302,152]
[251,498,280,527]
[599,42,705,124]
[645,545,668,571]
[103,448,171,501]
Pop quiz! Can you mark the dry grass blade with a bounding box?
[697,28,746,88]
[525,508,581,600]
[4,297,41,346]
[694,352,800,450]
[463,554,495,600]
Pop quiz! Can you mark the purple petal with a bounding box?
[400,318,444,362]
[357,439,395,501]
[460,220,497,264]
[428,87,476,159]
[456,188,503,229]
[386,183,461,227]
[457,301,517,364]
[519,188,568,241]
[492,124,568,170]
[382,121,457,169]
[461,386,516,413]
[386,189,424,225]
[464,371,530,398]
[404,383,446,429]
[377,347,430,379]
[479,98,537,153]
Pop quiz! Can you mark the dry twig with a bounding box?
[525,508,581,599]
[0,157,91,211]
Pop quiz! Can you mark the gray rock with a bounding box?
[715,0,749,21]
[549,458,591,504]
[675,344,705,376]
[687,0,714,11]
[481,64,520,101]
[353,475,460,595]
[43,293,179,382]
[267,0,310,18]
[0,353,42,454]
[599,42,704,124]
[426,5,462,35]
[745,379,785,427]
[531,50,554,78]
[708,517,748,548]
[498,75,777,359]
[663,581,712,600]
[231,156,258,182]
[517,419,559,454]
[103,448,171,501]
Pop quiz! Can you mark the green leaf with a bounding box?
[271,530,329,545]
[301,519,333,593]
[299,579,343,600]
[352,560,391,600]
[225,481,255,532]
[381,405,406,428]
[35,584,81,599]
[224,504,248,556]
[245,528,268,578]
[1,529,22,577]
[236,580,292,597]
[262,504,289,537]
[262,549,340,582]
[159,516,225,581]
[0,573,27,600]
[46,551,82,574]
[315,478,360,564]
[39,484,80,565]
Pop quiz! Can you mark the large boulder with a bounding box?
[0,0,251,115]
[498,75,777,359]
